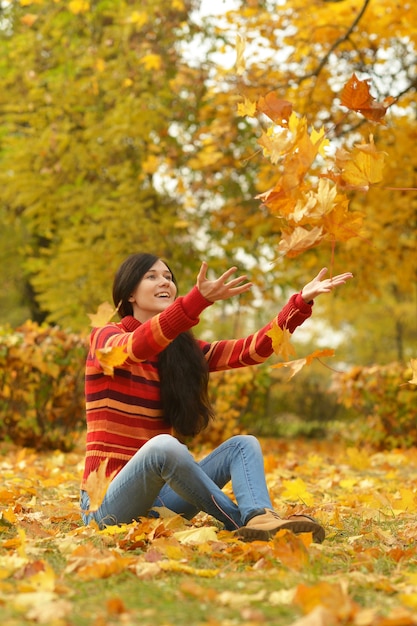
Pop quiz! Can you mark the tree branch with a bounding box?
[300,0,372,83]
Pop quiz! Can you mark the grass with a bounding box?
[2,438,417,625]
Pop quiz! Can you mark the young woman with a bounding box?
[80,253,352,542]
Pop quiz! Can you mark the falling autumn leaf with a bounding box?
[335,136,386,190]
[82,458,118,513]
[237,97,257,117]
[258,127,294,165]
[88,301,120,327]
[266,321,296,362]
[278,226,324,258]
[95,345,128,376]
[257,92,293,124]
[288,179,337,225]
[322,202,364,243]
[340,73,395,123]
[271,349,335,379]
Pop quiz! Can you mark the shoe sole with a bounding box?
[235,519,325,544]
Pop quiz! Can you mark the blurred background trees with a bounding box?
[0,0,415,360]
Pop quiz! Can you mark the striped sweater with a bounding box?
[82,286,313,487]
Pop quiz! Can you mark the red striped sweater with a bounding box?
[82,286,313,487]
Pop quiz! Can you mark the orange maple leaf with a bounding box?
[256,183,297,218]
[271,349,335,380]
[257,92,293,124]
[266,321,296,361]
[340,73,395,123]
[322,202,364,243]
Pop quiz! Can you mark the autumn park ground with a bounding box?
[2,437,417,626]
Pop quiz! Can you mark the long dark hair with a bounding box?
[112,253,214,437]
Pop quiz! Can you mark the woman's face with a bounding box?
[129,259,177,322]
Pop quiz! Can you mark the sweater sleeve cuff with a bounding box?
[295,291,314,312]
[180,286,213,319]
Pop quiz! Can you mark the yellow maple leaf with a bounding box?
[281,477,315,506]
[174,526,218,545]
[336,136,386,189]
[278,226,324,258]
[88,301,119,327]
[310,126,329,157]
[83,459,118,514]
[237,98,257,117]
[96,345,128,376]
[289,179,337,225]
[408,359,417,385]
[266,321,296,362]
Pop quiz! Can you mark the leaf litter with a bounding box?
[2,439,417,624]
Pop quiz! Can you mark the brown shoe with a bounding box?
[235,509,325,543]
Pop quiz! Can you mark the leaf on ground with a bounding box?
[289,605,338,626]
[294,581,358,620]
[271,530,310,570]
[281,478,315,506]
[159,561,220,577]
[66,545,134,581]
[217,588,266,608]
[174,526,218,545]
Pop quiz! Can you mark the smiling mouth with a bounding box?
[155,292,170,298]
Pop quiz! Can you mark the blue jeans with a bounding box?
[80,434,273,531]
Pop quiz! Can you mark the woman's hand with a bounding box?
[196,261,252,303]
[301,268,353,302]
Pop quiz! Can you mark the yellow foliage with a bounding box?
[68,0,89,15]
